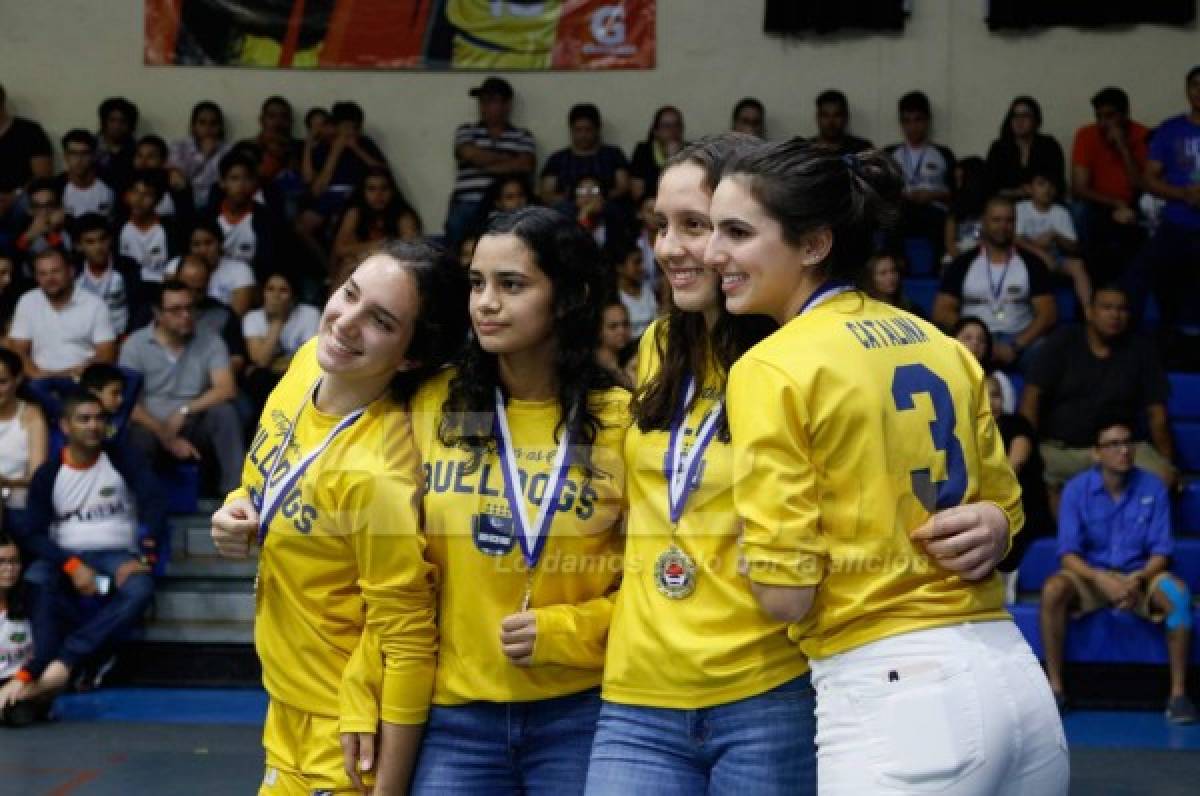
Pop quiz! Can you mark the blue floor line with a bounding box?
[49,689,1200,751]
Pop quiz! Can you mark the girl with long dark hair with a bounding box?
[986,96,1066,199]
[332,167,422,268]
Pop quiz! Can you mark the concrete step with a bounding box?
[142,619,255,644]
[164,555,258,580]
[154,581,255,623]
[169,522,260,560]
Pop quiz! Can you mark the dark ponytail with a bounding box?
[722,137,904,286]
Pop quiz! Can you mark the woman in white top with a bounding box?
[168,101,231,210]
[0,349,47,528]
[243,270,321,412]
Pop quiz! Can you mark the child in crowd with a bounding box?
[169,101,229,209]
[211,152,277,281]
[57,130,113,220]
[1017,169,1093,311]
[74,213,145,335]
[14,178,69,265]
[165,219,255,317]
[80,363,136,444]
[119,170,177,287]
[331,167,422,269]
[612,239,658,338]
[863,250,923,317]
[132,135,194,223]
[943,156,990,262]
[595,299,633,388]
[0,532,41,726]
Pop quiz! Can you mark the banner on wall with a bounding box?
[144,0,655,70]
[986,0,1195,30]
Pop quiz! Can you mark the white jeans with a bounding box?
[810,621,1069,795]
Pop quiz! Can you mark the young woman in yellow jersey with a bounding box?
[586,135,1020,796]
[409,206,627,794]
[709,140,1069,794]
[210,241,467,796]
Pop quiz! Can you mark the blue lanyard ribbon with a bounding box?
[797,281,855,317]
[492,388,574,569]
[663,375,724,525]
[257,379,365,543]
[986,251,1015,306]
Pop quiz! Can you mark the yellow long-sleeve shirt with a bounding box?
[603,320,809,709]
[410,369,628,705]
[227,339,437,730]
[726,293,1023,661]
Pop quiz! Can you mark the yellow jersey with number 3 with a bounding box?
[726,292,1022,661]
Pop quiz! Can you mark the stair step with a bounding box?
[154,584,255,622]
[164,556,258,580]
[142,619,255,644]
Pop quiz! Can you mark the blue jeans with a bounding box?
[412,688,602,795]
[23,550,154,676]
[585,674,816,796]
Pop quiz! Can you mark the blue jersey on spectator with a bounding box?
[1149,114,1200,230]
[1058,466,1173,572]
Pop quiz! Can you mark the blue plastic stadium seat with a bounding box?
[1173,422,1200,472]
[1054,288,1077,325]
[1168,373,1200,421]
[1180,480,1200,535]
[1007,371,1025,403]
[903,278,939,317]
[1143,294,1161,328]
[1012,538,1200,663]
[162,462,200,515]
[904,238,936,277]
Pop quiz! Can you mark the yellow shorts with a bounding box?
[259,699,371,796]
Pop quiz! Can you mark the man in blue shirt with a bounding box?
[1141,66,1200,340]
[1040,416,1196,723]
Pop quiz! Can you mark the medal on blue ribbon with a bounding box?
[656,375,724,599]
[492,388,574,611]
[256,379,365,544]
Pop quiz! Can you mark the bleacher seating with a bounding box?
[1180,481,1200,536]
[904,277,938,317]
[903,237,936,277]
[1173,422,1200,472]
[1053,287,1077,325]
[1169,373,1200,421]
[1011,537,1200,665]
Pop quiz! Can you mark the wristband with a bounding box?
[62,556,83,575]
[14,669,33,684]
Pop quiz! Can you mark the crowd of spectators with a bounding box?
[0,68,1198,721]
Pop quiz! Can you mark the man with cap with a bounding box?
[445,76,536,246]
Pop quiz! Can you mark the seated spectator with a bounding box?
[0,248,30,340]
[954,316,1017,414]
[94,97,138,193]
[0,348,47,530]
[1140,66,1200,341]
[209,152,278,281]
[931,199,1056,374]
[1039,416,1196,723]
[472,173,533,235]
[80,364,136,445]
[1071,87,1149,284]
[168,100,230,210]
[296,106,333,226]
[986,96,1066,200]
[0,531,42,726]
[9,248,115,379]
[1017,169,1091,311]
[457,234,478,271]
[0,84,53,189]
[12,178,69,265]
[731,97,766,139]
[573,176,633,248]
[633,193,659,292]
[0,175,22,252]
[73,214,145,336]
[332,167,422,269]
[165,219,255,318]
[1021,284,1176,494]
[241,96,301,185]
[630,105,685,203]
[118,170,178,287]
[120,281,243,496]
[56,130,114,220]
[242,270,319,411]
[887,91,955,262]
[539,103,630,206]
[132,135,194,223]
[306,101,388,221]
[610,239,657,338]
[445,77,536,245]
[811,89,873,156]
[12,389,164,699]
[943,156,989,262]
[933,196,1057,371]
[863,251,921,317]
[171,256,248,376]
[595,299,632,388]
[987,374,1052,572]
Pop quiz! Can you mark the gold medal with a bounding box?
[655,544,697,599]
